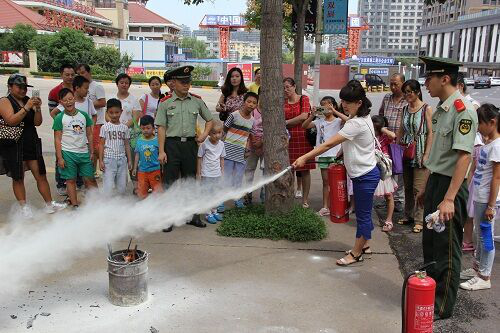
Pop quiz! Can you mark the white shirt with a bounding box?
[100,122,130,159]
[465,94,480,110]
[117,94,141,126]
[140,93,159,118]
[313,118,342,157]
[338,116,377,178]
[88,81,106,124]
[198,138,226,177]
[57,97,97,117]
[473,137,500,204]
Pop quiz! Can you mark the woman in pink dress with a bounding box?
[283,77,315,207]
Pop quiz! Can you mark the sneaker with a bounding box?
[206,214,217,224]
[20,205,33,219]
[295,190,303,199]
[56,187,67,196]
[460,268,477,280]
[44,201,68,214]
[213,212,223,222]
[459,276,491,290]
[217,204,225,213]
[234,200,245,208]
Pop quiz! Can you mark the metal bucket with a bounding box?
[107,250,148,306]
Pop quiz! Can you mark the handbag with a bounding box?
[389,143,404,174]
[0,117,24,142]
[403,105,426,161]
[364,118,393,181]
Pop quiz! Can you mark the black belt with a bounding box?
[167,137,196,142]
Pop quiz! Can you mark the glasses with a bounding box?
[403,90,416,96]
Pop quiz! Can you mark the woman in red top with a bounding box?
[283,77,315,207]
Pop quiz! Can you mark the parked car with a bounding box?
[353,73,385,88]
[490,77,500,86]
[418,77,426,86]
[464,77,474,86]
[474,76,491,89]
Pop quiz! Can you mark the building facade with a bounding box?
[418,1,500,76]
[359,0,424,57]
[127,0,180,42]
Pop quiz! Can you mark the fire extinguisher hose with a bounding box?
[401,261,436,333]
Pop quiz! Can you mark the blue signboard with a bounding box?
[204,15,246,27]
[323,0,348,34]
[359,56,395,65]
[369,68,389,76]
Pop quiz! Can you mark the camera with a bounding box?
[32,89,40,98]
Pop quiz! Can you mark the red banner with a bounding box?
[126,67,145,76]
[0,51,24,65]
[227,63,253,83]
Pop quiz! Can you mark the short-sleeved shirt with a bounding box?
[379,93,407,133]
[424,90,478,177]
[48,83,66,110]
[140,93,160,118]
[224,111,254,163]
[198,138,226,177]
[473,138,500,204]
[135,136,161,173]
[117,94,141,126]
[52,110,93,153]
[338,116,377,178]
[100,122,130,159]
[56,97,97,117]
[88,81,106,125]
[248,82,260,94]
[313,118,342,157]
[155,91,213,137]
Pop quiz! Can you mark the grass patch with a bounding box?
[216,204,327,242]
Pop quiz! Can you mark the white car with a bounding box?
[464,77,474,86]
[490,77,500,86]
[418,77,426,86]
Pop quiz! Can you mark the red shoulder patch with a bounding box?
[454,99,466,113]
[190,93,202,99]
[159,94,173,103]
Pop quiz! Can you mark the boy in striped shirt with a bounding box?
[99,99,132,195]
[218,92,257,211]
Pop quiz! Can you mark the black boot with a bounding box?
[162,226,173,232]
[187,214,206,228]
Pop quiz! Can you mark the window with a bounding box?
[141,27,152,32]
[129,26,140,32]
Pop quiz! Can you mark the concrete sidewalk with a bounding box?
[0,154,403,333]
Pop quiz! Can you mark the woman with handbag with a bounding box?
[293,80,380,266]
[283,77,315,208]
[139,76,163,118]
[396,79,433,233]
[0,75,66,217]
[215,67,247,122]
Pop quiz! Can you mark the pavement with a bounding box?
[0,76,498,332]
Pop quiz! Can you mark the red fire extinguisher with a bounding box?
[402,262,436,333]
[328,163,349,223]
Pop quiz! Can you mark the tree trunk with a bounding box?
[292,0,310,95]
[261,0,294,214]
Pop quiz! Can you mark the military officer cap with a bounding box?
[168,66,194,81]
[163,69,174,82]
[419,56,461,76]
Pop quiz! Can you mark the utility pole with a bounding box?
[312,0,323,106]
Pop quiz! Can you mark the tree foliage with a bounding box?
[192,65,212,80]
[92,46,132,74]
[0,24,37,54]
[180,37,209,59]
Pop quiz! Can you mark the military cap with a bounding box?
[419,56,461,76]
[163,68,174,82]
[7,74,33,87]
[169,65,194,80]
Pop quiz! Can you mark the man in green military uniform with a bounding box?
[155,66,214,230]
[417,57,478,319]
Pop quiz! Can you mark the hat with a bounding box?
[163,69,174,82]
[419,56,461,76]
[7,74,33,87]
[169,66,194,80]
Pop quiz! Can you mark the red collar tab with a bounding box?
[454,99,466,113]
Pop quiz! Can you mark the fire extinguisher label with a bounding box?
[414,304,434,331]
[336,181,346,200]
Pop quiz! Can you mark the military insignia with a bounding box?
[432,119,437,124]
[454,99,466,113]
[184,67,190,73]
[459,119,472,135]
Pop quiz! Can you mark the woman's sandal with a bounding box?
[345,246,372,259]
[382,221,393,232]
[413,224,424,233]
[336,252,364,266]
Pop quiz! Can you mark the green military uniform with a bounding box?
[420,57,478,319]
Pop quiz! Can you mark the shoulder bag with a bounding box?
[403,104,426,161]
[0,97,24,143]
[364,118,393,181]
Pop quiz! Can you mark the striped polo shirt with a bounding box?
[223,111,254,163]
[99,122,130,159]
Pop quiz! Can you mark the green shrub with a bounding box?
[191,80,218,87]
[217,204,327,242]
[30,71,58,77]
[0,68,20,74]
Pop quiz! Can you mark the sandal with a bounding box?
[318,207,330,216]
[382,221,393,232]
[345,246,372,259]
[462,242,475,252]
[397,218,413,225]
[336,252,364,266]
[302,202,310,208]
[413,224,424,233]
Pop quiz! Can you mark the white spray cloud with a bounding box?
[0,168,289,295]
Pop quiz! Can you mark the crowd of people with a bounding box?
[0,57,498,320]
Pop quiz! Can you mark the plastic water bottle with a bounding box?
[480,221,495,252]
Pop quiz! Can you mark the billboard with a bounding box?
[323,0,348,34]
[369,68,389,77]
[292,0,317,34]
[227,63,253,83]
[0,51,24,65]
[203,15,246,27]
[359,56,395,65]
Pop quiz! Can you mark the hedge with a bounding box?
[0,68,20,75]
[30,71,218,87]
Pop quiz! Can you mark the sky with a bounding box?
[148,0,359,30]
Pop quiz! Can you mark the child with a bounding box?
[460,104,499,291]
[302,96,348,216]
[197,121,226,223]
[99,99,132,195]
[132,115,162,199]
[372,115,398,232]
[218,92,256,212]
[52,88,97,207]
